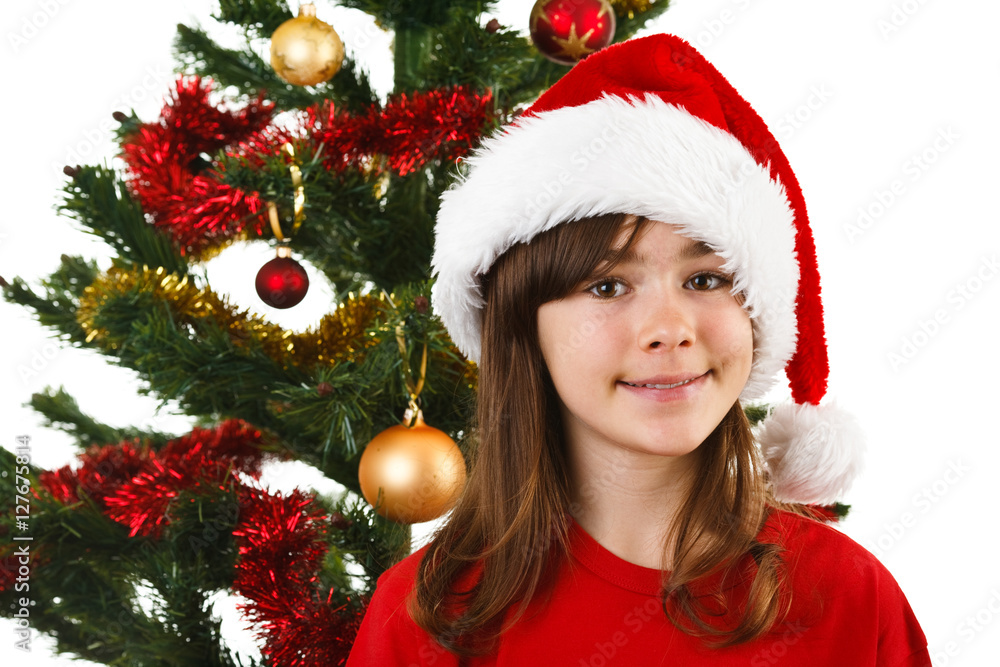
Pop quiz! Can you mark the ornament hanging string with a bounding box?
[395,324,427,427]
[267,143,306,242]
[359,323,466,524]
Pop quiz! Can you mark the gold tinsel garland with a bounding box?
[77,266,383,368]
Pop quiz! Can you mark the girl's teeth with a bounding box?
[626,379,693,389]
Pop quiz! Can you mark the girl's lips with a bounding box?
[616,372,709,402]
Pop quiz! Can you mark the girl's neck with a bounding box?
[567,442,700,570]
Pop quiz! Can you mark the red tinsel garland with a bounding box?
[40,439,149,507]
[39,419,266,536]
[232,488,364,666]
[121,77,276,253]
[305,86,495,176]
[104,420,266,537]
[157,77,275,155]
[30,420,364,658]
[120,78,494,253]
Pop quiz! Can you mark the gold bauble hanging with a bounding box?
[358,412,466,524]
[270,3,344,87]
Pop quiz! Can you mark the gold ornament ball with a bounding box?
[358,413,466,524]
[270,3,344,87]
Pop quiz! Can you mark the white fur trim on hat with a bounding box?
[757,402,866,505]
[431,94,800,401]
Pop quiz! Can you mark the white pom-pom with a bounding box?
[756,402,866,505]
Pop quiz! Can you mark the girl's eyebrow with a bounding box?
[679,240,716,261]
[601,238,716,269]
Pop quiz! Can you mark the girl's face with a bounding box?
[537,221,753,461]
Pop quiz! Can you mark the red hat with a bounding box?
[431,34,864,506]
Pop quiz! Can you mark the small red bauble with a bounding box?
[255,248,309,309]
[529,0,616,66]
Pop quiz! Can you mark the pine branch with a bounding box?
[422,10,549,110]
[614,1,673,41]
[28,387,176,450]
[174,24,376,113]
[322,493,410,591]
[1,255,97,344]
[745,403,770,426]
[213,0,293,37]
[95,302,370,491]
[60,166,187,275]
[354,173,436,291]
[270,367,383,466]
[7,267,474,509]
[338,0,483,30]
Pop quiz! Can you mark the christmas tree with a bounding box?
[1,1,670,663]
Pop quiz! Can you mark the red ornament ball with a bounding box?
[255,253,309,309]
[529,0,616,66]
[330,511,353,530]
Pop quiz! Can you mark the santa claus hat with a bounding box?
[431,34,863,506]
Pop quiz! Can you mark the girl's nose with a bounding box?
[637,290,696,351]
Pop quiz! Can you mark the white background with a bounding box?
[2,0,998,664]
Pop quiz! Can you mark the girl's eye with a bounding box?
[588,279,627,299]
[686,273,729,291]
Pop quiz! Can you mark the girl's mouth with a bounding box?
[617,373,709,402]
[622,378,696,389]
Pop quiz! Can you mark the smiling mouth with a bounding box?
[622,378,697,389]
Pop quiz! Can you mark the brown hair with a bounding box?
[410,213,788,654]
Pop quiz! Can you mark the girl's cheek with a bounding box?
[569,308,616,345]
[718,314,754,364]
[693,300,749,340]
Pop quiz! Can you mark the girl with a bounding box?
[348,34,930,665]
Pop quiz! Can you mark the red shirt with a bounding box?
[348,510,930,666]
